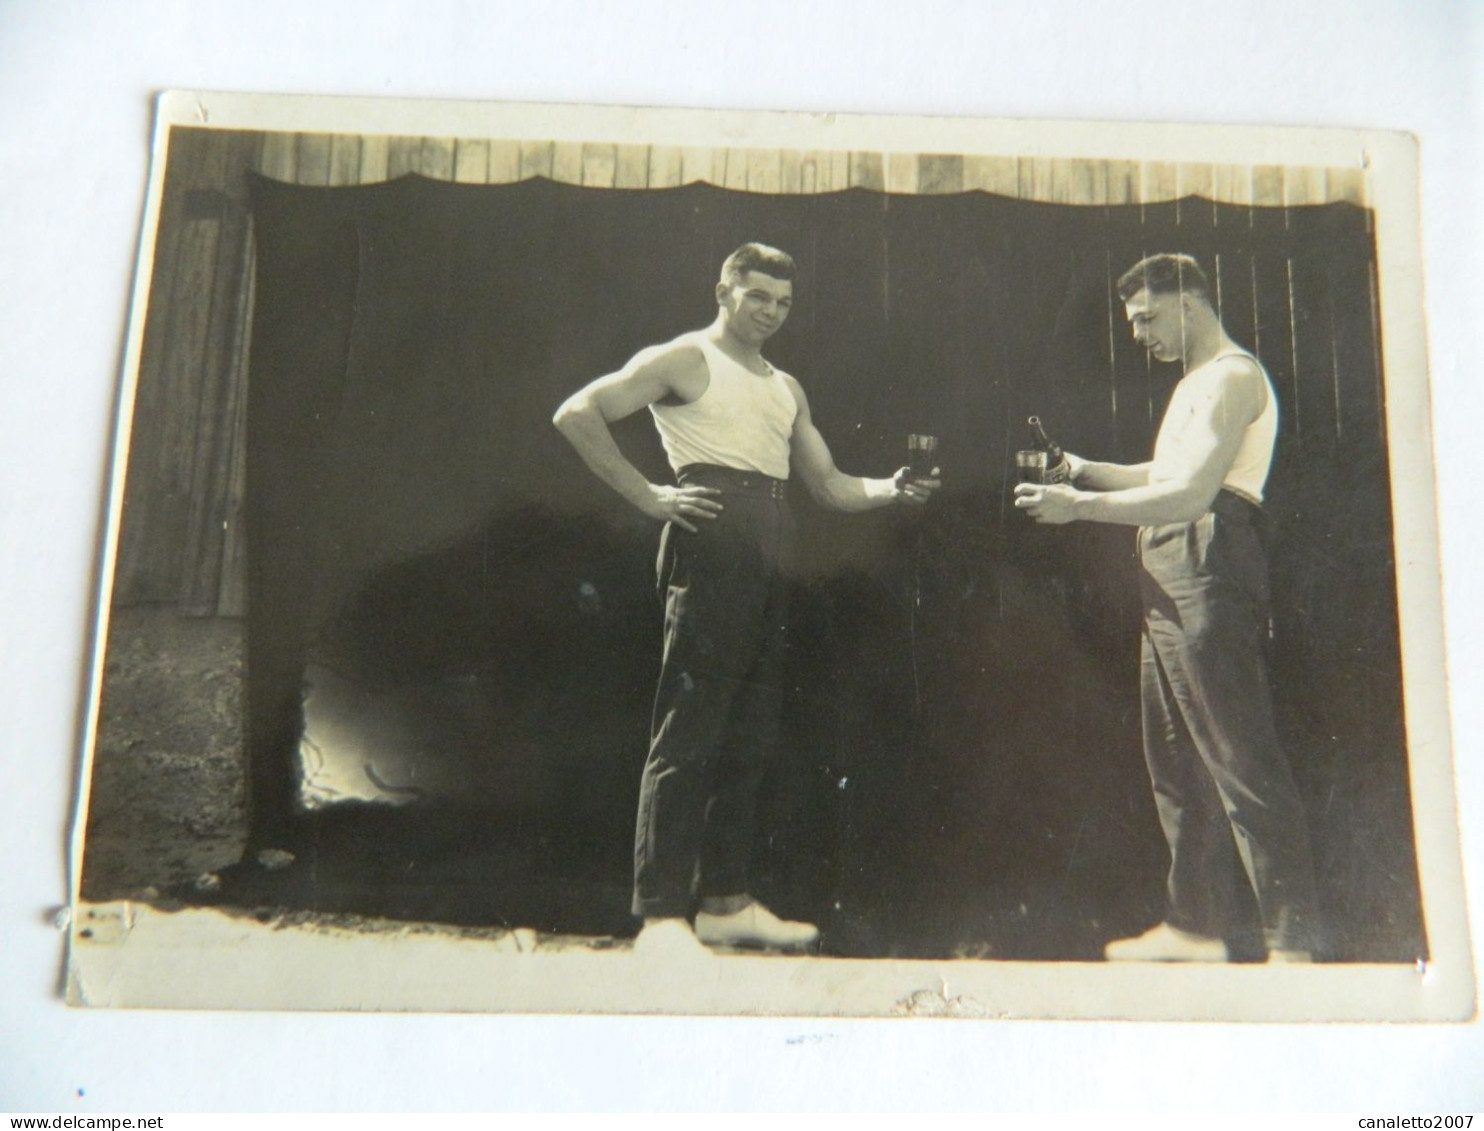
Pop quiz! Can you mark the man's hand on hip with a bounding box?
[642,484,724,533]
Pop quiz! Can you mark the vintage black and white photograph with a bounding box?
[66,92,1472,1019]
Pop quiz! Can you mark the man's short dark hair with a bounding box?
[1116,253,1212,305]
[720,242,796,286]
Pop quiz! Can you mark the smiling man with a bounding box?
[555,242,938,957]
[1015,253,1319,963]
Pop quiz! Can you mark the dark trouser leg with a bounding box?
[1140,502,1320,953]
[698,534,789,901]
[1141,632,1246,941]
[632,497,788,918]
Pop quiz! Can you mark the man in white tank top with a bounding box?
[1016,253,1319,963]
[555,243,939,958]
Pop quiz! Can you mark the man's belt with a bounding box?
[1214,487,1265,527]
[677,463,789,500]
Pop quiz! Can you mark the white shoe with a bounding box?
[1268,948,1314,964]
[1104,922,1229,963]
[694,901,820,951]
[632,917,711,960]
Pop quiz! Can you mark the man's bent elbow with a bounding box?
[1175,485,1223,523]
[804,481,836,509]
[552,396,586,436]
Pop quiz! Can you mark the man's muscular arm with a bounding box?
[1016,357,1264,526]
[1067,454,1153,492]
[785,375,938,512]
[552,343,723,533]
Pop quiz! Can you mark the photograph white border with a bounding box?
[64,90,1473,1023]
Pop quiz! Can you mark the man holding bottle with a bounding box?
[1015,253,1319,963]
[554,242,939,957]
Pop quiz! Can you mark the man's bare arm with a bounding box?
[1017,359,1263,526]
[785,375,938,512]
[1068,455,1152,492]
[552,343,723,533]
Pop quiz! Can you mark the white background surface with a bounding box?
[1,0,1480,1112]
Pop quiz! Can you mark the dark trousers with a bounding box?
[632,464,795,919]
[1138,491,1320,952]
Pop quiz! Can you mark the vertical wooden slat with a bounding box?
[799,155,819,193]
[1331,248,1384,444]
[1289,249,1342,445]
[680,147,713,185]
[519,140,555,179]
[256,132,298,182]
[551,141,583,184]
[358,135,390,183]
[747,149,782,193]
[1051,159,1083,204]
[722,149,749,190]
[487,140,520,183]
[827,150,850,191]
[1307,166,1333,206]
[180,163,256,613]
[1284,166,1328,208]
[1214,248,1257,354]
[962,155,1019,197]
[1283,169,1311,208]
[1102,244,1122,425]
[221,130,259,211]
[295,134,333,186]
[113,124,188,599]
[1213,165,1253,208]
[615,144,649,188]
[216,238,253,617]
[419,137,455,180]
[917,154,964,195]
[1017,157,1057,201]
[701,150,725,186]
[581,142,618,186]
[327,135,362,186]
[1283,256,1302,435]
[1141,161,1178,203]
[1176,162,1214,200]
[1326,167,1367,207]
[1059,159,1102,205]
[780,149,803,194]
[849,152,884,191]
[1044,158,1072,203]
[1252,166,1285,207]
[1211,250,1229,324]
[649,146,684,188]
[801,151,834,192]
[118,128,231,604]
[1016,157,1037,199]
[1175,163,1215,226]
[1104,160,1140,205]
[156,174,228,577]
[884,152,918,193]
[385,136,421,178]
[454,139,490,184]
[1051,158,1080,203]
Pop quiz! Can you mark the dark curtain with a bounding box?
[243,173,1421,961]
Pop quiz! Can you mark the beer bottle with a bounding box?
[1028,416,1071,484]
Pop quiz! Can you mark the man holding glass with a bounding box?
[554,242,939,957]
[1015,253,1319,963]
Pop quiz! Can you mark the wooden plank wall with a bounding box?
[117,128,1370,616]
[254,132,1370,205]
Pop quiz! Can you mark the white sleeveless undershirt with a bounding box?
[648,333,797,480]
[1150,348,1279,504]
